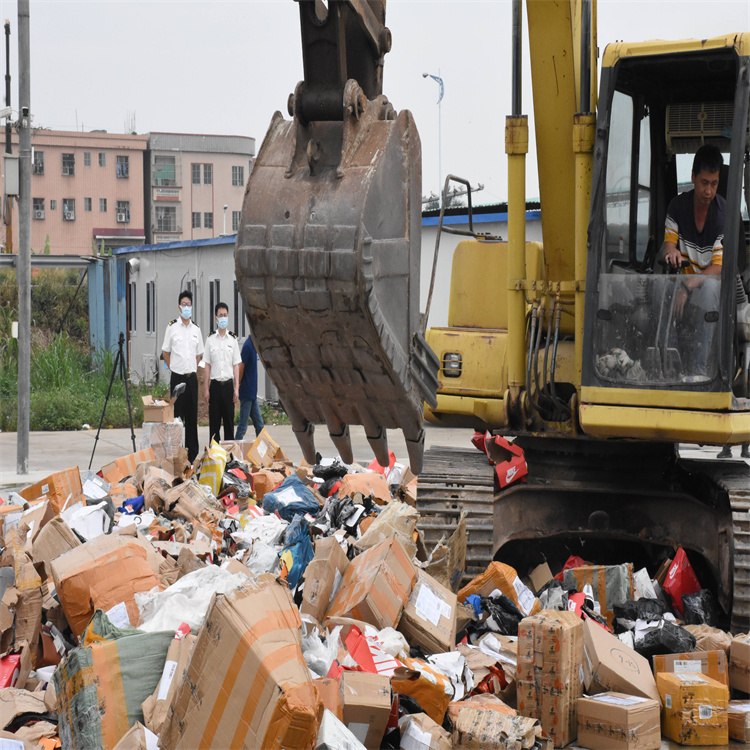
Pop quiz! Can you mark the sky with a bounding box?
[0,0,748,205]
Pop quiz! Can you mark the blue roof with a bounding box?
[113,234,237,255]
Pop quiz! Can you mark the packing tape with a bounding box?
[91,641,129,748]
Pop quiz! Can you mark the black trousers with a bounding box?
[170,371,199,463]
[209,379,235,444]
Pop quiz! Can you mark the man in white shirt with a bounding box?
[203,301,241,444]
[161,290,204,462]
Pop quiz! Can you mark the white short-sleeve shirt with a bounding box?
[162,319,204,375]
[203,330,241,381]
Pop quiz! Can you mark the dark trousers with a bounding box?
[209,379,235,444]
[170,371,199,463]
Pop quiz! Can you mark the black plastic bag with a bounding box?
[481,593,525,636]
[634,619,696,659]
[682,589,719,628]
[613,598,669,631]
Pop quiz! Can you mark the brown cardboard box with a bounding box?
[31,516,81,579]
[730,634,750,692]
[141,395,175,423]
[528,562,553,593]
[582,619,660,703]
[728,700,750,742]
[653,650,729,688]
[399,712,452,750]
[50,533,164,637]
[457,562,540,618]
[398,568,457,654]
[100,449,156,484]
[140,421,184,460]
[18,467,83,514]
[314,677,343,721]
[657,671,728,746]
[300,536,349,625]
[340,670,392,750]
[251,468,285,501]
[247,428,282,468]
[576,692,661,750]
[325,537,417,630]
[516,609,584,748]
[338,472,391,504]
[453,707,539,749]
[160,577,323,749]
[563,563,634,629]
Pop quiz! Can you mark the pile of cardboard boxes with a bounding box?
[1,426,749,749]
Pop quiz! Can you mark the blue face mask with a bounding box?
[217,317,229,330]
[180,305,192,320]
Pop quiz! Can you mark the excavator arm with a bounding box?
[235,0,438,473]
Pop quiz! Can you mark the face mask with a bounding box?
[180,305,192,320]
[217,317,228,330]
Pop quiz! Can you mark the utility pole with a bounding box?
[4,19,11,254]
[16,0,30,474]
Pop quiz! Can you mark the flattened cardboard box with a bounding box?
[100,448,156,484]
[160,577,323,750]
[653,649,728,688]
[325,537,416,630]
[729,700,750,743]
[31,515,82,579]
[18,467,83,514]
[576,692,660,750]
[398,568,457,654]
[516,609,583,748]
[730,634,750,692]
[50,533,163,638]
[340,670,392,750]
[582,618,660,703]
[657,671,728,746]
[300,536,349,625]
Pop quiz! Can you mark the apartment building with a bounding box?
[145,132,255,244]
[2,129,149,255]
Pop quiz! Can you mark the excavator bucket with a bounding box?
[235,0,438,473]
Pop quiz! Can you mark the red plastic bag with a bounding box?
[662,547,701,617]
[554,555,586,582]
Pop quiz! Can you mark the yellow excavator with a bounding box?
[236,0,750,631]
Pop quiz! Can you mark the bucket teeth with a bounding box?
[405,430,426,476]
[293,422,317,465]
[367,427,390,469]
[329,424,354,465]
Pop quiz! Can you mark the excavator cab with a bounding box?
[235,0,438,472]
[581,35,750,444]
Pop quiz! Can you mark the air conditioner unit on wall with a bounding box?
[63,211,74,220]
[117,212,127,222]
[33,209,44,220]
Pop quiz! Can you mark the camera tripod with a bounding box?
[89,332,136,470]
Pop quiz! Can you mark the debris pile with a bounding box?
[1,427,749,749]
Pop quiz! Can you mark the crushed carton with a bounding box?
[576,692,661,750]
[582,618,660,703]
[457,561,539,617]
[398,568,457,654]
[653,649,728,688]
[728,700,750,742]
[325,537,416,630]
[730,632,750,692]
[160,576,323,749]
[339,670,392,750]
[453,708,539,749]
[101,449,156,484]
[140,394,176,423]
[18,467,83,514]
[399,712,452,750]
[338,472,391,504]
[517,609,583,748]
[301,536,349,625]
[657,671,729,746]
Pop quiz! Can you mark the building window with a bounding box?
[32,150,44,175]
[156,205,176,232]
[116,200,130,223]
[192,212,201,229]
[84,152,91,167]
[232,165,244,186]
[146,280,156,334]
[84,197,92,212]
[128,281,137,333]
[234,280,246,337]
[154,155,176,186]
[204,212,213,230]
[99,198,107,212]
[62,198,75,221]
[50,199,56,211]
[203,164,212,185]
[32,198,44,220]
[116,155,129,178]
[192,164,200,184]
[232,210,241,233]
[208,279,221,333]
[62,153,75,176]
[98,152,106,167]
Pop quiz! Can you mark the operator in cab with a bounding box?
[662,144,724,376]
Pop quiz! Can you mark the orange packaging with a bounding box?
[392,658,452,725]
[457,561,540,617]
[338,473,391,504]
[100,449,156,484]
[18,467,84,514]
